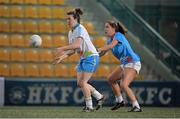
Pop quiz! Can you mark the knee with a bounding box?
[120,82,129,91]
[77,80,85,88]
[107,77,114,85]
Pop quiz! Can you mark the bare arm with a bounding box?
[53,50,75,65]
[98,39,118,57]
[57,37,82,51]
[53,37,82,64]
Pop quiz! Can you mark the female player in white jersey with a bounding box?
[98,20,142,112]
[53,8,104,112]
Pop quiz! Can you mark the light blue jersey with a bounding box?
[107,32,140,65]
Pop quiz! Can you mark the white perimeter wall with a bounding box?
[0,77,4,106]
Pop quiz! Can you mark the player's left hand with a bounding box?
[53,48,65,64]
[97,48,106,57]
[53,54,66,65]
[53,48,64,58]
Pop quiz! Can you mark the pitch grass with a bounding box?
[0,106,180,118]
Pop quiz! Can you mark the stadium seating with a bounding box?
[0,34,10,47]
[10,49,24,62]
[25,49,39,62]
[0,63,10,77]
[24,20,38,33]
[10,63,24,77]
[52,35,67,47]
[11,0,23,4]
[39,64,54,77]
[52,0,65,5]
[41,35,53,48]
[0,5,9,17]
[39,20,52,33]
[24,7,38,18]
[10,34,24,47]
[0,0,142,80]
[83,22,97,35]
[54,64,68,78]
[39,50,53,62]
[52,21,68,33]
[25,63,39,77]
[100,52,110,63]
[0,49,10,61]
[93,36,106,48]
[38,0,51,5]
[39,7,51,19]
[10,6,24,18]
[10,20,24,33]
[24,0,37,5]
[24,35,31,48]
[69,64,77,78]
[0,20,10,32]
[0,0,9,4]
[96,64,110,78]
[52,7,66,19]
[68,54,79,63]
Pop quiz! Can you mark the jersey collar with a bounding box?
[72,23,79,32]
[111,33,116,40]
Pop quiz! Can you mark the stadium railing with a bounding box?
[97,0,180,78]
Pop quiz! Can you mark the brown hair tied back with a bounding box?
[107,20,128,35]
[75,8,83,16]
[116,22,128,35]
[67,8,83,23]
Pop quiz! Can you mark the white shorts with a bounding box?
[120,62,141,74]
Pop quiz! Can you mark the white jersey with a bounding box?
[68,24,98,58]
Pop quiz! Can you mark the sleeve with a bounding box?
[114,32,123,43]
[68,31,72,44]
[75,26,84,40]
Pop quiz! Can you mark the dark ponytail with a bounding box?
[116,22,127,35]
[67,8,83,23]
[107,20,127,35]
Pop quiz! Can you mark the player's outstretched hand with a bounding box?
[53,53,67,65]
[53,49,75,65]
[53,48,63,58]
[97,48,106,57]
[53,48,66,65]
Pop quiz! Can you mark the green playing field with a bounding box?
[0,106,179,118]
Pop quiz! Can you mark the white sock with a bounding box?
[115,97,118,103]
[115,95,123,103]
[132,100,140,109]
[91,89,103,100]
[85,97,93,109]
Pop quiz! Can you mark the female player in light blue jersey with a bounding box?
[98,20,142,112]
[53,8,104,112]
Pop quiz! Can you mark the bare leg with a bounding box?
[108,66,125,110]
[120,68,137,102]
[77,72,95,110]
[120,68,141,112]
[77,72,93,98]
[108,66,123,97]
